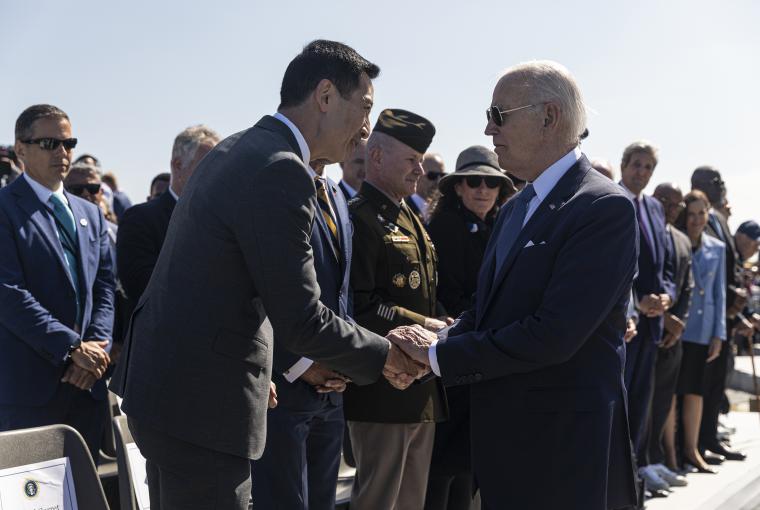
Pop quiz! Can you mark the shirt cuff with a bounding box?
[428,341,441,377]
[283,357,313,383]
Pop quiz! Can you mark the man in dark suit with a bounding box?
[644,183,694,483]
[692,166,748,461]
[392,61,639,510]
[117,125,219,318]
[251,160,354,510]
[0,105,115,459]
[110,40,424,510]
[338,137,366,200]
[617,141,676,493]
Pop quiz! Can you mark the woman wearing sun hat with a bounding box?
[424,145,515,510]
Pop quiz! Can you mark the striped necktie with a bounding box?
[314,177,340,251]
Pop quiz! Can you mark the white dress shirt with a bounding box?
[23,173,71,236]
[428,147,582,376]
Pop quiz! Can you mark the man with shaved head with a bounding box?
[591,158,615,180]
[406,152,445,222]
[643,182,693,486]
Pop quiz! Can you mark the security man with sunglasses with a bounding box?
[0,104,115,460]
[405,152,445,223]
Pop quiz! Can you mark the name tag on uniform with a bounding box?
[390,235,410,242]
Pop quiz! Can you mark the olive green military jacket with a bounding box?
[343,182,448,423]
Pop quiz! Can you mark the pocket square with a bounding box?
[523,240,546,248]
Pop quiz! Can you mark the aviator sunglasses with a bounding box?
[66,183,102,196]
[486,104,538,127]
[20,137,78,151]
[464,175,502,189]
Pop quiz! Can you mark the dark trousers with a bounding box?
[0,383,107,463]
[251,400,343,510]
[624,334,658,461]
[699,339,731,450]
[646,342,682,465]
[128,416,251,510]
[425,473,475,510]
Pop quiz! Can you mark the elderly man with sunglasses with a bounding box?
[389,61,639,510]
[0,104,115,460]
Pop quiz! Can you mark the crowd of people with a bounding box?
[1,39,759,510]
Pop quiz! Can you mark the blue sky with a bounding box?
[3,0,758,227]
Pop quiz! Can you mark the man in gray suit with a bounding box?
[111,40,424,510]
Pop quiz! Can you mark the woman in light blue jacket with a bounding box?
[675,190,726,473]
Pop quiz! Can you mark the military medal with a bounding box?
[392,273,407,288]
[409,270,421,289]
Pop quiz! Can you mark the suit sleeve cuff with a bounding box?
[429,341,441,377]
[283,357,313,383]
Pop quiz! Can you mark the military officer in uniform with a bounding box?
[345,109,450,510]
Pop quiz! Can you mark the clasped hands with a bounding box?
[383,325,439,390]
[61,339,110,391]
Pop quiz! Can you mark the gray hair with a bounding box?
[171,125,220,169]
[501,60,587,146]
[621,140,659,169]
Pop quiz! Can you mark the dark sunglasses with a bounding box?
[464,175,502,189]
[66,183,101,196]
[21,137,78,151]
[486,104,537,127]
[425,171,443,181]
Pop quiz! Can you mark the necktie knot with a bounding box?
[518,184,536,204]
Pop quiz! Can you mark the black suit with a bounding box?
[110,116,389,509]
[647,225,694,466]
[116,190,176,320]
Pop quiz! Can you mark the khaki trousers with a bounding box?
[348,421,435,510]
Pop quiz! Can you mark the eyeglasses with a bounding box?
[66,183,101,196]
[425,171,443,181]
[486,104,538,127]
[21,138,78,151]
[464,175,502,189]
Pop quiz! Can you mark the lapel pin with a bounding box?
[549,204,556,210]
[79,218,88,227]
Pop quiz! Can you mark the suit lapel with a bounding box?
[474,208,506,324]
[480,159,589,324]
[13,179,76,290]
[329,179,352,276]
[312,193,339,262]
[640,196,660,265]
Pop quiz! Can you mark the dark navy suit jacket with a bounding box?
[628,192,676,344]
[0,176,115,406]
[272,176,353,408]
[436,157,638,510]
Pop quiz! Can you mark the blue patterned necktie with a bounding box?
[495,184,536,276]
[49,193,82,324]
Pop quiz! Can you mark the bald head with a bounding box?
[417,153,445,199]
[590,158,614,180]
[653,182,685,225]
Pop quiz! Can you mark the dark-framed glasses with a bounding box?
[66,183,101,196]
[486,104,537,127]
[21,137,78,151]
[425,171,443,181]
[464,175,502,189]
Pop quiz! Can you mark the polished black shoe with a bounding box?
[702,451,725,465]
[707,443,747,461]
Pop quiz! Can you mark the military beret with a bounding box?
[373,108,435,154]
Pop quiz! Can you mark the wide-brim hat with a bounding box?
[438,145,514,195]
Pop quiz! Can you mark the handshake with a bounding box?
[298,323,444,394]
[61,339,111,391]
[382,324,440,390]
